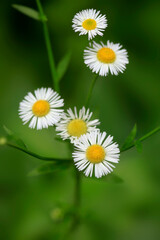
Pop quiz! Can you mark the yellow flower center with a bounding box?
[32,100,50,117]
[82,19,97,30]
[67,119,87,137]
[97,47,116,63]
[86,144,106,163]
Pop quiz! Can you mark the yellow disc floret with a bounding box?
[97,47,116,63]
[67,119,87,137]
[86,144,106,163]
[32,100,50,117]
[82,19,97,30]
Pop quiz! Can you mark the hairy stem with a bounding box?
[120,126,160,152]
[36,0,59,92]
[85,74,98,108]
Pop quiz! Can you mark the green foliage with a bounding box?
[120,124,137,152]
[57,51,71,82]
[135,140,143,153]
[3,125,27,149]
[12,4,47,21]
[28,161,71,176]
[2,126,72,162]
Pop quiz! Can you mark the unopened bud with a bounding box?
[50,207,63,221]
[0,137,7,145]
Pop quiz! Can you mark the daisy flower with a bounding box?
[73,131,120,178]
[72,9,107,40]
[19,88,64,130]
[84,40,129,76]
[56,107,100,143]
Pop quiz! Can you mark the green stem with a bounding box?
[65,169,81,238]
[71,169,81,229]
[36,0,59,92]
[74,169,81,212]
[85,74,98,108]
[7,142,72,162]
[120,126,160,153]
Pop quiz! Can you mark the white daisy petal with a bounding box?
[72,131,120,178]
[55,107,100,143]
[19,87,64,130]
[84,40,129,76]
[72,9,107,40]
[84,163,94,177]
[29,116,37,129]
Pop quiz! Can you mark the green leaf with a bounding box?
[57,51,71,82]
[135,140,143,153]
[3,125,27,149]
[28,162,70,176]
[12,4,47,22]
[121,124,137,151]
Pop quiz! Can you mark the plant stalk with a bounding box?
[36,0,59,92]
[65,169,81,238]
[74,169,81,212]
[85,74,98,108]
[7,142,71,162]
[120,126,160,152]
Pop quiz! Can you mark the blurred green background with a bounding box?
[0,0,160,239]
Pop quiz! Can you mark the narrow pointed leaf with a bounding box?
[121,124,137,151]
[3,125,27,149]
[28,162,70,176]
[12,4,47,21]
[57,51,71,82]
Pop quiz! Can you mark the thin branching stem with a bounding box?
[74,169,81,209]
[63,170,81,239]
[36,0,59,92]
[66,73,99,236]
[4,125,160,162]
[85,74,98,108]
[7,142,72,162]
[120,126,160,152]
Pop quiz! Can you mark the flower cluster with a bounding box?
[72,9,129,76]
[18,9,129,178]
[19,87,120,178]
